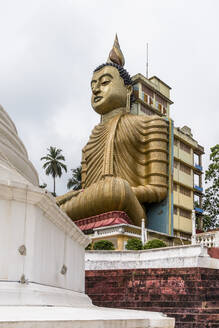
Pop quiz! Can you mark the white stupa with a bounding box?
[0,104,174,328]
[0,105,39,186]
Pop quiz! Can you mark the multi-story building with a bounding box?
[82,73,204,250]
[173,126,204,239]
[131,73,204,240]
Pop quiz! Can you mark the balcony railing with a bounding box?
[195,163,203,171]
[194,207,204,214]
[93,223,141,239]
[194,185,203,193]
[195,231,219,247]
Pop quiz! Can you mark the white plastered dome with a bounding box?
[0,105,39,185]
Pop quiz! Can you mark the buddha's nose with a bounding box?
[92,83,101,95]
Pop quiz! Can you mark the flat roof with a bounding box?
[132,73,173,104]
[149,76,172,90]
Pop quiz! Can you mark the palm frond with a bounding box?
[67,166,82,190]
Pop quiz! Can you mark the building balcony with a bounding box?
[194,163,203,171]
[195,207,204,214]
[195,230,219,247]
[194,185,203,193]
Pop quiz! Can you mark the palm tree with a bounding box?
[67,166,82,190]
[41,146,67,196]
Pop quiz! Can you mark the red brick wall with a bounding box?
[85,268,219,328]
[208,248,219,259]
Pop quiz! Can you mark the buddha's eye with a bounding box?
[101,80,110,86]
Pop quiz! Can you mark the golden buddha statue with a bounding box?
[56,35,168,226]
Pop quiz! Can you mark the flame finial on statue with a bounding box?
[107,34,125,67]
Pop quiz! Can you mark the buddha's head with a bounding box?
[91,35,134,115]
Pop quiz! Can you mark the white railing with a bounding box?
[195,231,219,248]
[93,224,141,238]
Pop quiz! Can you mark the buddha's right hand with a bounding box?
[56,189,83,206]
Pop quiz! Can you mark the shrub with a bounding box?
[93,240,115,250]
[125,238,143,250]
[143,239,167,249]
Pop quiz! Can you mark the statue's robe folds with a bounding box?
[57,113,168,226]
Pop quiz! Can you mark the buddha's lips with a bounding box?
[94,96,103,103]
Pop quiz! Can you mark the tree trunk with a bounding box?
[53,176,56,196]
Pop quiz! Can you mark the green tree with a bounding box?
[41,146,67,196]
[202,144,219,230]
[67,166,82,190]
[93,240,115,250]
[125,238,142,250]
[143,239,166,249]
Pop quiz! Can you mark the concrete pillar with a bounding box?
[192,210,196,245]
[141,218,145,245]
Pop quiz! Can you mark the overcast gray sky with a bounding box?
[1,0,218,194]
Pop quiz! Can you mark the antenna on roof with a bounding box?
[146,43,149,79]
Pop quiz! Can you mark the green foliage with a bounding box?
[67,166,82,190]
[203,144,219,230]
[41,146,67,196]
[143,239,167,249]
[93,240,115,250]
[125,238,143,250]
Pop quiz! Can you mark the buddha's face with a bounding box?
[91,66,129,115]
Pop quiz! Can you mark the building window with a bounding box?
[194,153,200,165]
[194,173,200,186]
[141,105,153,116]
[174,160,178,168]
[133,85,139,98]
[180,162,191,175]
[179,208,191,219]
[180,185,191,197]
[174,206,178,215]
[180,141,191,154]
[143,93,148,103]
[174,138,178,146]
[173,183,177,191]
[194,194,201,207]
[142,84,153,97]
[155,94,167,107]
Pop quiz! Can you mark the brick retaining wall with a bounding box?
[85,267,219,328]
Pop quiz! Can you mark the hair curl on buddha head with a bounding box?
[94,62,135,106]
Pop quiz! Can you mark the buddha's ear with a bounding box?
[126,84,133,96]
[126,85,133,113]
